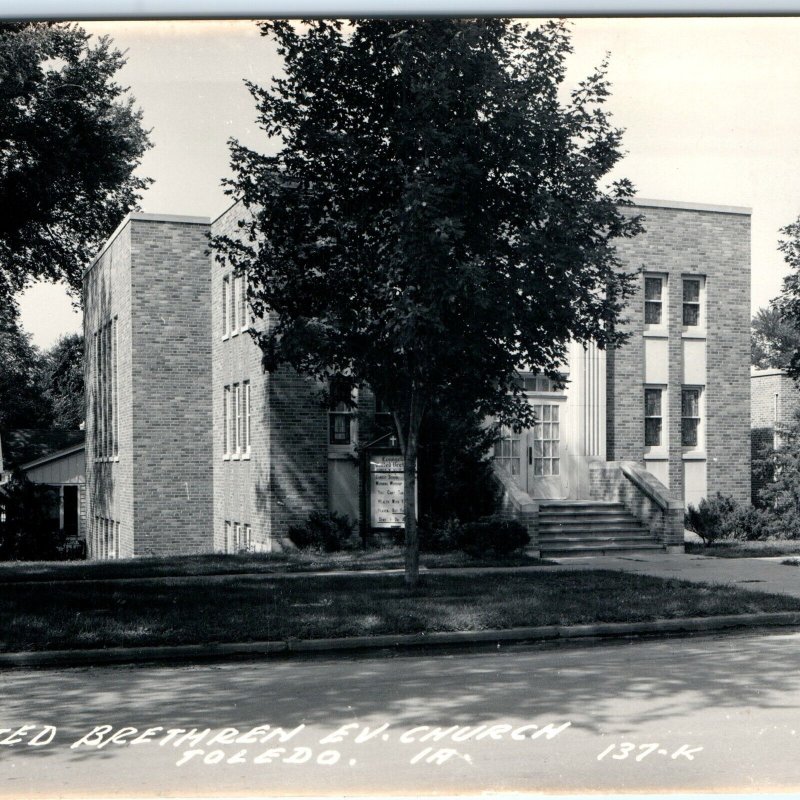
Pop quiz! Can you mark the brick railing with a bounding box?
[492,464,540,556]
[587,459,684,552]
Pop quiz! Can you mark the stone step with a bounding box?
[540,542,664,556]
[538,509,632,520]
[539,533,655,545]
[539,519,646,531]
[539,501,625,510]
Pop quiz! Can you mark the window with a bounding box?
[225,520,232,553]
[223,386,231,457]
[94,317,118,459]
[532,404,560,476]
[522,374,560,393]
[231,275,239,335]
[243,524,252,552]
[682,277,703,328]
[682,387,702,448]
[644,275,665,326]
[234,522,241,552]
[222,275,230,337]
[233,383,241,456]
[243,381,251,456]
[644,387,663,447]
[494,426,521,476]
[93,516,120,560]
[240,271,248,332]
[328,377,353,445]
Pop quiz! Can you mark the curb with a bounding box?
[3,611,800,669]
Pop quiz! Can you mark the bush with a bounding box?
[458,515,529,558]
[287,510,358,552]
[722,505,776,541]
[419,517,463,553]
[685,494,738,546]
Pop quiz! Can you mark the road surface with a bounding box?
[1,630,800,797]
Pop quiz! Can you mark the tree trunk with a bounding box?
[403,430,420,589]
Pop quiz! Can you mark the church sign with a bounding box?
[369,454,405,529]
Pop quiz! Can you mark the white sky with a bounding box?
[17,16,800,348]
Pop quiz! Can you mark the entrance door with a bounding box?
[527,402,568,499]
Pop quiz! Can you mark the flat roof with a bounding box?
[631,198,752,216]
[84,212,210,276]
[751,367,790,378]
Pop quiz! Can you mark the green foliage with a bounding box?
[0,306,53,432]
[42,333,84,430]
[0,469,66,560]
[458,516,530,558]
[287,510,358,552]
[685,493,777,545]
[0,22,152,305]
[751,304,800,370]
[418,406,500,525]
[212,19,640,584]
[420,515,529,557]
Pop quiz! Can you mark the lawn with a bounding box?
[0,548,549,584]
[3,569,800,652]
[686,540,800,558]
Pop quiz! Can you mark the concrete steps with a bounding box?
[538,501,664,557]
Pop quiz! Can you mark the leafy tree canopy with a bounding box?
[212,18,641,584]
[42,332,84,430]
[0,22,152,306]
[751,304,800,370]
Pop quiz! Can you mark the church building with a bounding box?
[83,198,751,559]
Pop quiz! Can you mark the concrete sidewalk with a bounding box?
[553,552,800,599]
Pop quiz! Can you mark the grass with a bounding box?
[686,540,800,558]
[0,548,549,584]
[2,569,800,652]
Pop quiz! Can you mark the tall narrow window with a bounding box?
[111,318,118,457]
[494,426,521,476]
[233,383,241,455]
[93,332,99,458]
[644,275,664,325]
[225,520,232,553]
[234,522,242,552]
[682,387,702,448]
[532,404,560,476]
[222,275,230,337]
[644,388,663,447]
[231,275,239,335]
[240,271,248,332]
[243,381,251,455]
[243,524,252,552]
[223,386,231,457]
[683,277,702,327]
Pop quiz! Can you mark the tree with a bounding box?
[43,333,84,430]
[0,22,152,306]
[0,306,53,433]
[751,304,800,370]
[212,19,641,587]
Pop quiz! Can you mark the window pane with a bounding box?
[494,441,502,457]
[645,302,662,325]
[645,277,662,300]
[645,388,661,417]
[683,303,699,326]
[542,406,551,421]
[543,441,552,457]
[551,405,559,422]
[682,418,699,447]
[542,423,551,439]
[501,439,510,458]
[552,459,560,476]
[551,423,559,441]
[511,458,520,476]
[645,418,662,447]
[533,459,543,476]
[682,389,699,417]
[533,440,543,457]
[683,279,700,302]
[542,459,552,476]
[511,439,520,457]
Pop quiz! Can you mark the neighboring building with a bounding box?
[0,429,86,541]
[751,367,800,500]
[84,198,751,559]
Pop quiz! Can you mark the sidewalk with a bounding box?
[551,552,800,599]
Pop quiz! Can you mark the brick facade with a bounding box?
[610,201,751,506]
[84,215,214,557]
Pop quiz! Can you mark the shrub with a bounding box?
[287,510,357,552]
[721,505,776,541]
[457,515,529,558]
[419,517,463,553]
[684,493,738,547]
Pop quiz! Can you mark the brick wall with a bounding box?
[211,203,328,551]
[609,203,751,505]
[129,217,214,555]
[83,220,134,557]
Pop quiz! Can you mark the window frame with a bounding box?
[230,274,239,336]
[681,385,704,452]
[643,273,668,334]
[233,383,241,457]
[222,275,230,339]
[243,380,251,458]
[223,385,231,459]
[682,275,706,333]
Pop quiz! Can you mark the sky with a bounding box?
[17,16,800,348]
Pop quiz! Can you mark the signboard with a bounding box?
[369,454,405,528]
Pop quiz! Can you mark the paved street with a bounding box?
[1,629,800,797]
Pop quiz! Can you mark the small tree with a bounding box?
[751,304,800,370]
[212,19,641,587]
[43,333,84,430]
[0,22,152,306]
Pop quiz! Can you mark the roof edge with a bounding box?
[630,198,752,216]
[18,442,85,472]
